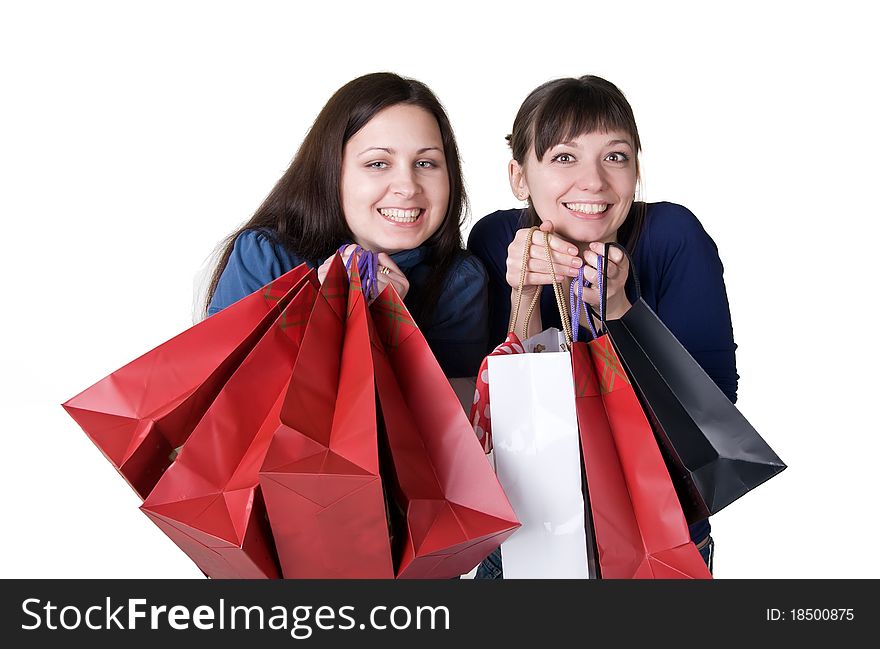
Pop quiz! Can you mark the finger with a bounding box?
[579,285,601,306]
[527,256,580,277]
[531,228,578,255]
[390,277,408,295]
[588,241,625,264]
[524,271,566,285]
[528,250,582,275]
[583,250,628,279]
[578,280,625,304]
[529,230,582,268]
[539,220,554,233]
[336,244,359,266]
[506,268,566,287]
[317,258,333,284]
[514,226,578,256]
[377,271,408,298]
[376,252,405,274]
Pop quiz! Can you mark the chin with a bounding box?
[553,221,604,245]
[376,233,426,253]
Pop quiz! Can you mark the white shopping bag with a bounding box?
[487,328,595,579]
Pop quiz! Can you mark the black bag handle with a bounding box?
[581,241,640,335]
[598,241,641,324]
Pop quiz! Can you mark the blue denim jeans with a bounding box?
[475,535,715,579]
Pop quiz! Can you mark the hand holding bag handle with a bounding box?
[338,244,379,301]
[509,227,573,345]
[599,241,639,326]
[473,229,576,453]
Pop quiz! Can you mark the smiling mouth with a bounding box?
[563,202,609,215]
[378,208,423,223]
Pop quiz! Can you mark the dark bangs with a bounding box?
[532,78,641,161]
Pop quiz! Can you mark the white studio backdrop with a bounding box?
[1,0,876,579]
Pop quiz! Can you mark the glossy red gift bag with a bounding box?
[572,335,710,579]
[62,264,311,499]
[369,286,519,578]
[260,253,518,578]
[139,272,318,578]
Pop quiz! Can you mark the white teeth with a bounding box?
[379,208,422,222]
[565,202,608,214]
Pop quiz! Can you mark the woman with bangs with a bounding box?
[205,72,488,379]
[467,75,738,577]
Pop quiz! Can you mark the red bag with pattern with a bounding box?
[140,271,319,578]
[369,284,519,577]
[62,264,311,499]
[260,252,518,578]
[572,333,710,578]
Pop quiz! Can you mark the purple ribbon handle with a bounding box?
[337,244,378,300]
[569,261,601,342]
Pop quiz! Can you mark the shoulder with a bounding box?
[467,209,526,276]
[637,201,720,264]
[468,208,525,248]
[231,228,289,263]
[231,228,307,273]
[207,228,305,316]
[641,202,715,248]
[443,250,488,288]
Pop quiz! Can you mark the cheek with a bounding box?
[343,178,380,214]
[530,171,567,202]
[612,171,638,198]
[428,177,451,212]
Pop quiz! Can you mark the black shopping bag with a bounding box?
[599,242,786,524]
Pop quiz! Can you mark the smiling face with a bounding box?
[340,103,450,254]
[510,130,638,248]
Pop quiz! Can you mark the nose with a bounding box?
[577,159,607,193]
[391,166,421,199]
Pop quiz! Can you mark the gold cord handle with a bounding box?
[509,226,573,346]
[541,230,572,347]
[509,226,541,338]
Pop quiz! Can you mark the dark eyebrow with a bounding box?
[358,147,393,155]
[357,146,443,156]
[551,138,634,149]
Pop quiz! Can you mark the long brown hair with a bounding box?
[204,72,468,324]
[507,75,646,251]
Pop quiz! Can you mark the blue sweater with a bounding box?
[208,229,489,378]
[467,202,739,543]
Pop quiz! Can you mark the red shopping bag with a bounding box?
[370,288,519,578]
[139,272,318,578]
[573,336,710,579]
[260,254,393,578]
[260,253,518,578]
[62,264,311,499]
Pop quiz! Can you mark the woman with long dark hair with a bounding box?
[206,72,487,378]
[468,75,738,576]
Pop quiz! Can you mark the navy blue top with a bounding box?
[208,229,489,378]
[467,202,739,543]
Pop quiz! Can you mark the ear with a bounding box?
[508,159,529,201]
